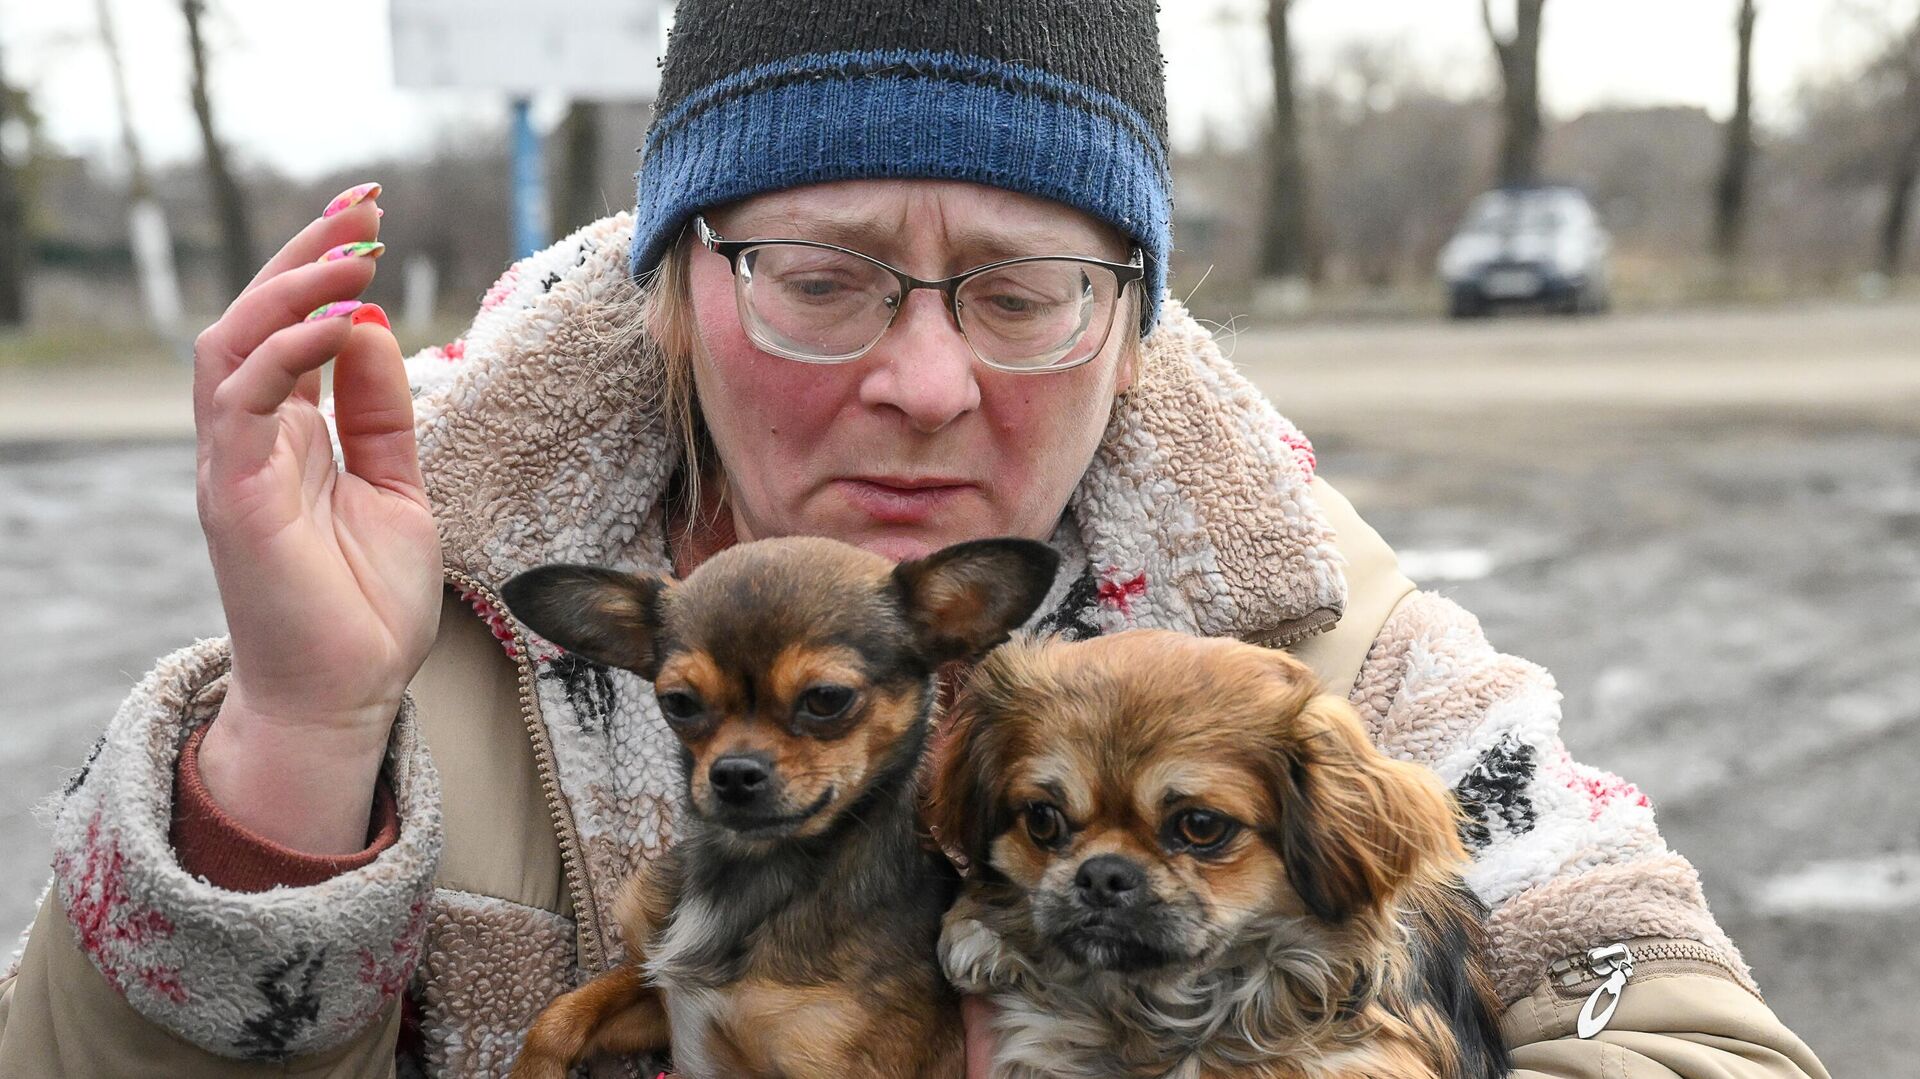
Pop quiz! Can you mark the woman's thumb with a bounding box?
[333,304,425,496]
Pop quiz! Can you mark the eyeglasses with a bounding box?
[693,215,1143,374]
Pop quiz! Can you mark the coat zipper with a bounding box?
[1253,605,1340,650]
[443,567,606,975]
[1548,939,1751,1038]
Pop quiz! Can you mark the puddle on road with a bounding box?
[1396,546,1497,582]
[1752,853,1920,915]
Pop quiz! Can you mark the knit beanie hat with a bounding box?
[628,0,1172,333]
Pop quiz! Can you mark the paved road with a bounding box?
[4,300,1916,1072]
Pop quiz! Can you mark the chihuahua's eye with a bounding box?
[655,690,705,725]
[1023,802,1069,849]
[1167,809,1238,854]
[796,684,856,724]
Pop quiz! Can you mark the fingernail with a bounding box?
[317,241,385,263]
[322,182,381,218]
[305,300,364,322]
[350,303,391,330]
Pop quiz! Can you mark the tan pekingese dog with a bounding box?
[930,629,1509,1079]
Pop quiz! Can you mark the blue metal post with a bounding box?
[510,96,548,258]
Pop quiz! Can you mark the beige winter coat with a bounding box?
[0,215,1829,1078]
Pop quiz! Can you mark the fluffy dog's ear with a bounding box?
[927,698,1003,872]
[500,564,670,678]
[1273,694,1466,922]
[926,646,1040,872]
[893,539,1060,663]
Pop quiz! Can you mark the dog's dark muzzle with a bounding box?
[1047,855,1185,972]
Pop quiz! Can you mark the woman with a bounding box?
[0,2,1828,1076]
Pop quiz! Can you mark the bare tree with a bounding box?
[1712,0,1758,267]
[553,101,604,238]
[1259,0,1319,282]
[1877,13,1920,278]
[1480,0,1547,186]
[181,0,256,297]
[0,42,27,326]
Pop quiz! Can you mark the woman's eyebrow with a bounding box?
[726,211,1110,261]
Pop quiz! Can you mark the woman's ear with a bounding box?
[1113,320,1143,397]
[500,564,671,678]
[1272,693,1467,922]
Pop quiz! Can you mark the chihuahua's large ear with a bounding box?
[1273,693,1466,922]
[500,564,670,678]
[893,539,1060,663]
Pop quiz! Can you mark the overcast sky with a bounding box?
[0,0,1910,181]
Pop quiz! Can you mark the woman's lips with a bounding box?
[836,478,975,525]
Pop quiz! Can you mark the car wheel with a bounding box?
[1448,288,1486,319]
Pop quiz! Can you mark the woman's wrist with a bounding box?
[197,683,399,855]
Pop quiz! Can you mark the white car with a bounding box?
[1439,186,1611,318]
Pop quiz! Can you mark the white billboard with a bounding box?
[391,0,672,100]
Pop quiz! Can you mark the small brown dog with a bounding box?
[930,630,1509,1079]
[499,535,1058,1079]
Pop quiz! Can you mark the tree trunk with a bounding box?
[553,101,605,238]
[1259,0,1318,282]
[182,0,256,298]
[1712,0,1758,267]
[0,43,28,326]
[1482,0,1547,186]
[1877,20,1920,278]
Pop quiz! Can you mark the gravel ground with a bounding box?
[5,301,1917,1072]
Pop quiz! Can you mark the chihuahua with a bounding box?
[500,535,1059,1079]
[930,629,1509,1079]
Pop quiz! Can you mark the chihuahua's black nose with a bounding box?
[1075,855,1147,909]
[710,754,772,806]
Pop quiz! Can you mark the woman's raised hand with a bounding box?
[192,184,444,854]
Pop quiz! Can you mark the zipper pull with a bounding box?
[1576,943,1635,1039]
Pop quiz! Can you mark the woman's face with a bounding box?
[688,179,1139,563]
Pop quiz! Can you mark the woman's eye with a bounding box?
[1023,802,1068,848]
[1169,809,1236,852]
[797,684,856,722]
[777,275,855,303]
[656,690,704,724]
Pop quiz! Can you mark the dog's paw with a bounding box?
[940,914,1027,992]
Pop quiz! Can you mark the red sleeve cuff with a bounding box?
[169,723,401,892]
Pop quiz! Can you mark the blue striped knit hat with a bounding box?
[629,0,1172,334]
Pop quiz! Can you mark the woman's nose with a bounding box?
[857,290,982,433]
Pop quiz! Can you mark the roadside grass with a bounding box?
[0,324,180,370]
[0,316,479,373]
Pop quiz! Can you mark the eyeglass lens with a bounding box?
[735,245,1119,370]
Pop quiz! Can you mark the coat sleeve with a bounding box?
[1348,590,1831,1079]
[0,638,442,1075]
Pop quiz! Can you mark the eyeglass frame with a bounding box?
[691,214,1145,374]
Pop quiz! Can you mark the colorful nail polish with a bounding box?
[350,303,391,330]
[317,241,385,263]
[305,300,364,322]
[322,182,381,218]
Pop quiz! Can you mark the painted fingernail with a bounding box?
[317,241,385,263]
[322,182,381,218]
[350,303,391,330]
[305,300,364,322]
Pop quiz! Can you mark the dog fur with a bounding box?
[929,629,1509,1079]
[501,535,1058,1079]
